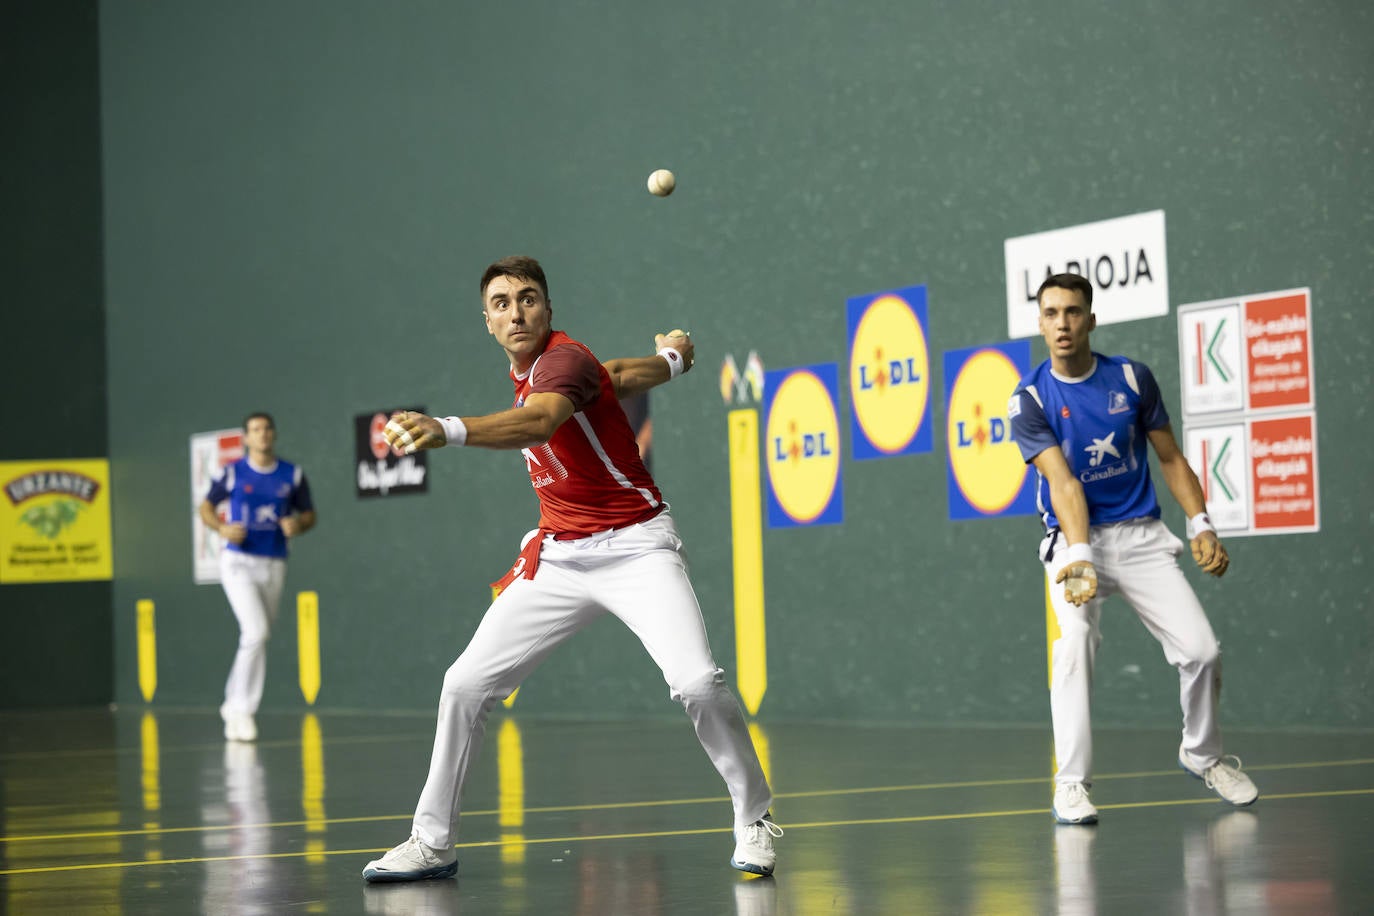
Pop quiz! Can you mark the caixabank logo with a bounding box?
[763,364,843,527]
[944,342,1036,520]
[846,286,932,459]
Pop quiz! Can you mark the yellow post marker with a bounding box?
[297,591,321,705]
[136,600,157,702]
[1045,574,1060,690]
[489,587,519,708]
[728,409,767,715]
[747,720,773,789]
[1046,575,1060,777]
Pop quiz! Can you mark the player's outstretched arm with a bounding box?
[383,395,577,454]
[1148,425,1229,577]
[1031,447,1098,606]
[604,331,694,399]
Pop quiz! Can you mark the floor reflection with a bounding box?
[1181,809,1262,916]
[733,875,778,916]
[1054,825,1098,916]
[201,741,274,915]
[362,877,464,915]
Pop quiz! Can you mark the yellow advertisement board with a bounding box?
[1,459,113,583]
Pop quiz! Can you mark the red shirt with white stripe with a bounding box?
[513,330,662,538]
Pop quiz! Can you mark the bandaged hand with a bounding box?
[1191,531,1229,577]
[383,410,446,454]
[1055,560,1098,606]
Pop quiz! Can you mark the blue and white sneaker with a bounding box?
[731,815,783,875]
[362,834,458,883]
[1052,782,1098,825]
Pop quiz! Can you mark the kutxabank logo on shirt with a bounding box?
[354,408,428,498]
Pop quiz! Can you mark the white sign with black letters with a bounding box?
[1005,210,1169,339]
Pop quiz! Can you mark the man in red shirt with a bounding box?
[363,255,780,883]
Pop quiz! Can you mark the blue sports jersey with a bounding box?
[1008,353,1170,530]
[204,457,313,559]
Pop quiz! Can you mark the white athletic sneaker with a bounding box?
[219,708,255,747]
[731,815,783,875]
[1179,747,1259,806]
[362,834,458,883]
[1052,782,1099,825]
[221,706,257,742]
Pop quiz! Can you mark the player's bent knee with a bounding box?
[1183,638,1221,668]
[237,633,268,652]
[441,654,521,703]
[670,667,727,704]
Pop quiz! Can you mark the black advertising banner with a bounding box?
[355,408,429,498]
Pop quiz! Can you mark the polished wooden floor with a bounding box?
[1,707,1371,915]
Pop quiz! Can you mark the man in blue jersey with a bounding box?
[1009,273,1257,825]
[198,413,316,741]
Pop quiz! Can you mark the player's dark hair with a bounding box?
[243,412,275,431]
[481,255,549,303]
[1036,272,1094,309]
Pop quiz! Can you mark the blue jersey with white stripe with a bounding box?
[204,457,313,559]
[1008,353,1170,530]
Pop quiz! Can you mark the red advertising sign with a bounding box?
[1245,292,1312,411]
[1249,413,1318,532]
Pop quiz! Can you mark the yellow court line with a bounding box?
[3,788,1371,878]
[5,756,1374,845]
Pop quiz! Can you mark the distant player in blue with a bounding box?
[1009,273,1257,825]
[198,413,315,742]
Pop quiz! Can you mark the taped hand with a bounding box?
[1055,560,1099,606]
[383,410,446,454]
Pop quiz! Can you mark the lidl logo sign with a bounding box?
[763,364,843,527]
[847,286,932,460]
[944,341,1036,520]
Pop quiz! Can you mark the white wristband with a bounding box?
[438,416,468,447]
[1186,512,1215,539]
[658,347,685,380]
[1059,542,1094,566]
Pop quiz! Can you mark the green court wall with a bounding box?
[85,1,1372,727]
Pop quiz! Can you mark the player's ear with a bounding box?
[1088,312,1097,332]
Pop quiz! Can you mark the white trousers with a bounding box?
[412,511,773,849]
[219,551,287,716]
[1044,517,1223,786]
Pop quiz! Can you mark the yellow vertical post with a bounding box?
[747,720,773,789]
[728,409,767,715]
[136,599,157,702]
[297,591,321,705]
[1046,575,1060,777]
[493,585,521,708]
[1045,575,1059,689]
